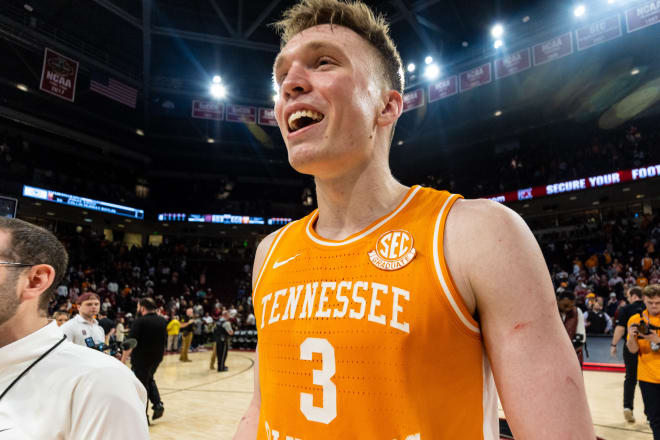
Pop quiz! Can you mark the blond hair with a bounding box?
[272,0,404,94]
[643,284,660,298]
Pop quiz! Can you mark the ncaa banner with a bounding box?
[532,32,573,66]
[626,0,660,33]
[402,88,424,112]
[459,63,492,92]
[191,100,224,121]
[39,48,79,102]
[226,104,257,123]
[576,14,622,51]
[428,76,458,103]
[258,108,278,126]
[494,48,531,80]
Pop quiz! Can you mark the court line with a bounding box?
[160,354,255,396]
[593,423,653,434]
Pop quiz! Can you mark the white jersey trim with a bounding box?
[253,220,297,304]
[432,194,481,334]
[305,186,422,247]
[482,349,500,439]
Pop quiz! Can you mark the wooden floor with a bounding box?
[148,349,653,439]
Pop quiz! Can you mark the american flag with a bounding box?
[90,73,138,108]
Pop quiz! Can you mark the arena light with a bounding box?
[574,5,586,17]
[424,56,433,65]
[631,67,640,75]
[494,39,504,49]
[491,24,504,39]
[522,16,530,23]
[494,110,502,117]
[423,64,440,80]
[16,83,28,92]
[207,138,215,143]
[212,75,222,84]
[135,129,144,136]
[462,41,469,47]
[407,63,416,73]
[210,83,227,99]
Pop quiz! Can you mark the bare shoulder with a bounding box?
[252,228,285,289]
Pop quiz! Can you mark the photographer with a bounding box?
[0,217,148,438]
[627,284,660,439]
[557,290,586,366]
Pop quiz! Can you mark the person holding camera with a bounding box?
[627,284,660,438]
[0,217,148,438]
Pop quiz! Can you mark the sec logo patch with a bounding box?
[368,229,416,271]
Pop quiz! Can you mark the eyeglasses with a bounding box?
[0,261,35,268]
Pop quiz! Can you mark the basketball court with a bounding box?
[147,350,653,439]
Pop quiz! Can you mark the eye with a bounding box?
[317,56,334,67]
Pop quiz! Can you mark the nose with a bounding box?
[281,62,311,100]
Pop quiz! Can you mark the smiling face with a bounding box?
[273,24,398,179]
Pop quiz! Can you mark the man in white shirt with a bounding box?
[0,217,149,439]
[60,292,106,348]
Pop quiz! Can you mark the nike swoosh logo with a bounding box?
[273,254,301,269]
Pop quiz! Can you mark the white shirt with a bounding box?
[56,285,68,298]
[107,282,119,294]
[0,321,148,439]
[59,314,105,347]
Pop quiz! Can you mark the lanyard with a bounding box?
[0,335,67,402]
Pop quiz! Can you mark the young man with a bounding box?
[60,292,105,348]
[611,286,645,423]
[0,217,148,438]
[627,284,660,438]
[52,310,69,326]
[235,1,595,438]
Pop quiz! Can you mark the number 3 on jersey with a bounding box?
[299,338,337,424]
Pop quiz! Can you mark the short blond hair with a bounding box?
[273,0,404,94]
[643,284,660,298]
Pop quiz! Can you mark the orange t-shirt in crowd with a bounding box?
[628,311,660,384]
[585,255,598,269]
[643,257,653,272]
[253,186,498,440]
[638,277,649,288]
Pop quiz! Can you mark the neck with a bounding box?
[80,314,95,323]
[313,161,408,241]
[0,310,49,349]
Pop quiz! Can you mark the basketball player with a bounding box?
[234,1,595,438]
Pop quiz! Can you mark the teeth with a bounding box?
[287,109,324,131]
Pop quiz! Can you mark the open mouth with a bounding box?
[287,109,325,133]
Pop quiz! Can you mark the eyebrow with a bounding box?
[273,41,340,74]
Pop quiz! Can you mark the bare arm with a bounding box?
[627,325,640,354]
[610,325,625,357]
[448,200,595,439]
[233,230,278,440]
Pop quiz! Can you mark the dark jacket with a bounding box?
[129,312,167,365]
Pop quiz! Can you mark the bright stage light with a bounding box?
[16,83,28,92]
[574,5,586,17]
[494,39,504,49]
[491,24,504,39]
[212,75,222,84]
[210,83,227,99]
[407,63,416,73]
[630,68,640,76]
[135,129,144,136]
[494,110,502,117]
[425,56,433,65]
[424,64,440,80]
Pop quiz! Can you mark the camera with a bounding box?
[571,333,584,349]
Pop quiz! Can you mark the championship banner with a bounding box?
[226,104,257,123]
[191,100,224,121]
[626,0,660,33]
[532,32,573,66]
[494,48,531,80]
[576,14,622,51]
[487,163,660,203]
[258,108,278,126]
[428,76,458,103]
[39,48,79,102]
[459,63,492,93]
[402,88,424,112]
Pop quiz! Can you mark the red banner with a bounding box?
[258,108,278,126]
[533,32,573,66]
[402,89,424,112]
[39,48,79,102]
[428,76,458,102]
[487,163,660,203]
[494,48,531,79]
[576,14,622,51]
[226,104,257,123]
[626,0,660,33]
[191,100,224,121]
[459,63,492,92]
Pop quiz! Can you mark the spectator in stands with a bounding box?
[584,297,612,335]
[53,310,69,326]
[179,307,194,362]
[126,297,167,422]
[167,315,181,352]
[558,291,586,366]
[627,284,660,437]
[60,292,105,348]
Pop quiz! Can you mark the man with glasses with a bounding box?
[0,217,149,438]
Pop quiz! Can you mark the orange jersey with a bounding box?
[253,186,498,439]
[627,311,660,383]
